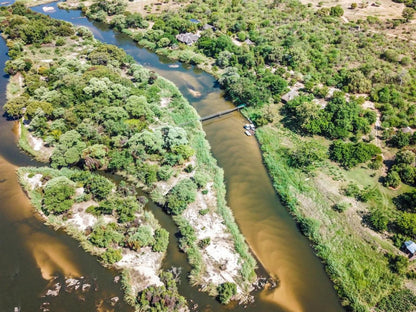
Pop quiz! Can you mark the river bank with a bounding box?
[2,3,257,309]
[27,2,347,311]
[41,0,416,311]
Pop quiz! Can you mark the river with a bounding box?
[0,3,343,312]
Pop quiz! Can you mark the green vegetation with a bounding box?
[217,282,237,304]
[14,0,416,308]
[43,176,76,214]
[3,2,256,306]
[64,0,416,308]
[137,272,187,311]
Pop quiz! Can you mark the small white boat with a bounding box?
[244,130,252,136]
[249,123,255,130]
[168,64,180,68]
[42,6,55,12]
[243,124,250,130]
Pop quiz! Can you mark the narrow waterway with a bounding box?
[0,3,344,311]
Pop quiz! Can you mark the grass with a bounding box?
[255,123,403,312]
[18,122,39,159]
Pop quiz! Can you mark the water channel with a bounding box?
[0,3,344,311]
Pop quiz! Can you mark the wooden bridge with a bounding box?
[179,104,246,126]
[199,104,246,122]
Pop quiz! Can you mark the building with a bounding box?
[176,33,200,45]
[403,241,416,256]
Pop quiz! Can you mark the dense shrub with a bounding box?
[43,176,76,214]
[100,248,122,264]
[329,140,381,169]
[377,289,416,312]
[89,224,124,248]
[166,179,197,215]
[217,282,237,304]
[152,228,169,252]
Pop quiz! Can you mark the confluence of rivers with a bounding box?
[0,3,344,311]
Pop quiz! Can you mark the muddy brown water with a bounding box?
[0,3,344,311]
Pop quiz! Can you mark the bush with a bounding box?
[289,141,326,172]
[198,237,211,249]
[330,5,344,16]
[387,253,409,274]
[333,202,350,212]
[166,179,197,215]
[299,217,321,242]
[199,208,209,216]
[377,289,416,312]
[157,165,173,181]
[89,224,124,248]
[384,171,401,188]
[217,282,237,304]
[152,228,169,252]
[85,175,114,200]
[329,140,381,169]
[43,176,76,214]
[127,225,155,250]
[397,212,416,236]
[101,248,122,264]
[343,182,361,198]
[369,209,389,232]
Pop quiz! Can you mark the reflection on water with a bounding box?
[3,3,345,312]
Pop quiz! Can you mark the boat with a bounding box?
[42,6,55,12]
[243,124,250,130]
[168,64,180,68]
[244,130,252,136]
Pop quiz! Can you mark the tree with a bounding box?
[397,212,416,236]
[3,96,28,118]
[101,248,122,264]
[127,226,155,250]
[166,179,197,215]
[395,190,416,212]
[115,196,141,222]
[85,174,114,200]
[89,224,124,248]
[395,150,415,165]
[384,170,401,188]
[128,129,164,155]
[51,130,87,168]
[125,95,153,119]
[329,140,381,169]
[43,176,76,214]
[289,141,326,172]
[402,8,415,22]
[217,282,237,304]
[369,209,389,231]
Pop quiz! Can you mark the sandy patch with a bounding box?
[232,38,242,47]
[300,0,404,20]
[182,184,246,298]
[25,173,44,190]
[24,126,54,160]
[115,247,164,293]
[67,200,99,232]
[160,97,171,108]
[188,88,202,98]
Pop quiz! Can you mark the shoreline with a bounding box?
[43,0,416,310]
[2,3,259,309]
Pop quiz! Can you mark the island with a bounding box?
[0,3,257,310]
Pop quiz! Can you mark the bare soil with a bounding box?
[300,0,405,20]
